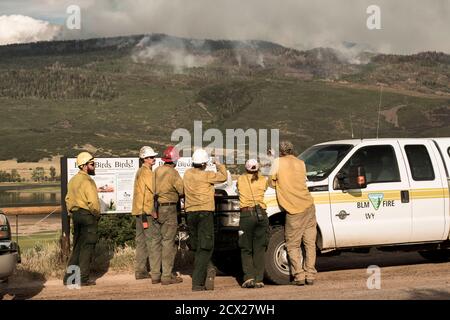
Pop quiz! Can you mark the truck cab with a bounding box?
[214,138,450,284]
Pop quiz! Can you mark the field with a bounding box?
[17,231,60,251]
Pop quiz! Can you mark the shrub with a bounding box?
[16,241,65,279]
[97,214,135,247]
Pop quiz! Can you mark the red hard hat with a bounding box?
[162,146,180,163]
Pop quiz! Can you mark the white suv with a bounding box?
[0,211,20,283]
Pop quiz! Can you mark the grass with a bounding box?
[3,76,447,163]
[16,231,60,251]
[16,241,65,279]
[16,238,138,280]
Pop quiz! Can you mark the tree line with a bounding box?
[0,64,117,100]
[0,167,59,182]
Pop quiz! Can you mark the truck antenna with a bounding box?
[376,85,383,139]
[349,113,354,139]
[361,104,366,141]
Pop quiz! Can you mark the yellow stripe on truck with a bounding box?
[410,188,448,199]
[265,188,449,208]
[328,190,400,203]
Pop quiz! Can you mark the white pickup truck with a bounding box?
[213,138,450,284]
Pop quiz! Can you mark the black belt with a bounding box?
[159,202,177,207]
[71,208,93,215]
[241,206,257,212]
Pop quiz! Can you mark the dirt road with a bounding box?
[3,250,450,300]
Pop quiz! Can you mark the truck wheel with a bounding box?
[264,226,291,285]
[419,250,450,262]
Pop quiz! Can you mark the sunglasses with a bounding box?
[144,156,155,160]
[87,162,95,166]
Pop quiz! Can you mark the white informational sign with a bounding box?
[66,156,217,214]
[67,158,140,214]
[152,157,216,177]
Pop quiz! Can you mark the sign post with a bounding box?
[60,157,70,261]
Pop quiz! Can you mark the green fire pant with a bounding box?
[186,211,214,288]
[148,205,179,281]
[239,209,269,283]
[135,215,152,276]
[65,209,99,284]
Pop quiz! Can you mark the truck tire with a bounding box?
[419,249,450,262]
[264,226,291,285]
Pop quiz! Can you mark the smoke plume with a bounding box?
[0,15,62,45]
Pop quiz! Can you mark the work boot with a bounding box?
[80,279,96,287]
[192,285,206,291]
[151,278,161,284]
[291,279,305,286]
[241,279,255,288]
[254,282,264,288]
[161,274,183,285]
[135,272,151,280]
[205,266,216,291]
[306,279,315,285]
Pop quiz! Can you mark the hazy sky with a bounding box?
[0,0,449,54]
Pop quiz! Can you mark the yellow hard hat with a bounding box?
[76,152,94,167]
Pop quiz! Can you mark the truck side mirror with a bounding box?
[348,165,367,189]
[334,172,346,190]
[335,166,367,190]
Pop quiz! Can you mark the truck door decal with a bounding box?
[368,193,384,210]
[365,213,375,219]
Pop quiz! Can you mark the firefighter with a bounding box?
[236,159,269,289]
[63,152,100,286]
[269,141,317,286]
[183,149,227,291]
[132,146,158,281]
[149,146,184,285]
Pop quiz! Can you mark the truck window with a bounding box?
[404,145,435,181]
[299,144,353,181]
[339,145,400,185]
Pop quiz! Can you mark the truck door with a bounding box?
[398,140,446,242]
[329,143,412,248]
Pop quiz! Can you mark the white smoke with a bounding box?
[0,15,62,45]
[132,37,213,73]
[1,0,449,54]
[302,41,376,65]
[75,0,450,55]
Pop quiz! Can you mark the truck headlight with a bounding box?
[219,212,240,228]
[217,199,241,227]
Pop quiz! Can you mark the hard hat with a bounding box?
[245,159,259,172]
[76,152,94,168]
[192,148,209,164]
[162,146,180,163]
[139,146,158,159]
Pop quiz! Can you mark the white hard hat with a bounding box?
[245,159,259,172]
[76,152,94,167]
[139,146,158,159]
[192,148,209,164]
